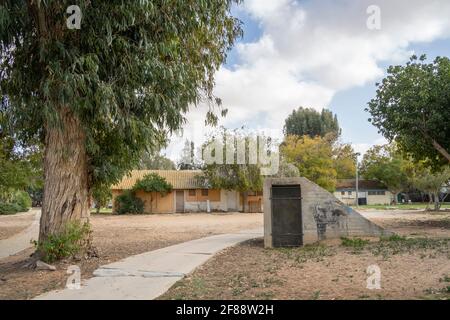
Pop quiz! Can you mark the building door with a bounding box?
[358,191,367,206]
[226,191,238,212]
[176,190,184,213]
[271,185,302,247]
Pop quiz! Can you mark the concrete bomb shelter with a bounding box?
[264,177,391,248]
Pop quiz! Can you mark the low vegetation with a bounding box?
[275,243,336,263]
[114,173,173,214]
[33,221,93,263]
[0,190,32,215]
[114,190,144,215]
[340,235,450,259]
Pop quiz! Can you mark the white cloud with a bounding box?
[166,0,450,161]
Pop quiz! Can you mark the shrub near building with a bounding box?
[0,191,32,215]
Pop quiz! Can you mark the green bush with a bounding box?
[0,191,32,215]
[114,190,144,215]
[34,221,92,263]
[13,191,32,211]
[0,202,23,215]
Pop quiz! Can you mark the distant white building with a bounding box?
[334,179,393,206]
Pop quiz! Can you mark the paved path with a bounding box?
[0,209,40,260]
[36,228,262,300]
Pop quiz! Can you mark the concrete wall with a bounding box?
[184,189,229,212]
[264,178,392,248]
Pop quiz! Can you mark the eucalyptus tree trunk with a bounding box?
[39,108,90,243]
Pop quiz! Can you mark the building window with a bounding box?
[368,191,386,196]
[341,191,345,195]
[188,189,196,196]
[348,191,352,195]
[201,189,209,196]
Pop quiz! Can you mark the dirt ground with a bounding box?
[161,210,450,300]
[0,211,36,240]
[0,212,262,300]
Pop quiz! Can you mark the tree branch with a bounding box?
[421,131,450,163]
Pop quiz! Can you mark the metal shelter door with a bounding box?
[271,185,303,247]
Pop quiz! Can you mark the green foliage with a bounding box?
[340,237,370,249]
[178,140,202,170]
[367,55,450,166]
[0,131,43,202]
[114,190,144,215]
[133,173,173,195]
[275,243,336,263]
[12,190,32,211]
[333,143,357,179]
[138,153,175,170]
[0,202,22,215]
[0,190,32,214]
[411,166,450,211]
[200,129,264,193]
[0,0,242,191]
[34,221,92,263]
[284,107,341,138]
[281,135,337,191]
[360,144,410,201]
[372,236,450,258]
[91,184,112,214]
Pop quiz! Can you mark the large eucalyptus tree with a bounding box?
[0,1,241,247]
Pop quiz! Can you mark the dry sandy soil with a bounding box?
[0,211,36,241]
[161,210,450,300]
[0,212,262,300]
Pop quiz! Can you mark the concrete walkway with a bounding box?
[0,209,40,260]
[36,228,262,300]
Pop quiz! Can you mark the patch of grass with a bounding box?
[91,208,113,215]
[255,291,275,300]
[356,203,450,210]
[311,290,321,300]
[289,243,336,264]
[371,235,450,259]
[341,237,370,250]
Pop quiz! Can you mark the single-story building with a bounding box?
[111,170,262,214]
[333,179,393,206]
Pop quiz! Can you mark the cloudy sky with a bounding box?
[164,0,450,161]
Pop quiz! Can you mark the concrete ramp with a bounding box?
[263,178,392,247]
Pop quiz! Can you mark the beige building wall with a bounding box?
[333,191,393,205]
[184,189,229,212]
[367,192,393,205]
[112,190,174,213]
[134,190,174,213]
[334,191,356,206]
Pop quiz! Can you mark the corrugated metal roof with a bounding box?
[112,170,205,190]
[336,179,387,190]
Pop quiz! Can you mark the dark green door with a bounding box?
[271,185,302,247]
